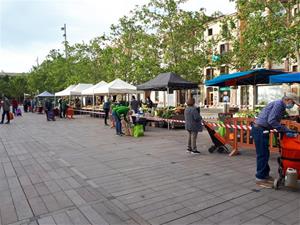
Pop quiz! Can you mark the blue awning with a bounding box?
[205,69,286,87]
[269,72,300,84]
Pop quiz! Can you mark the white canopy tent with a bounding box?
[70,83,93,95]
[93,78,138,94]
[81,81,108,95]
[55,85,76,97]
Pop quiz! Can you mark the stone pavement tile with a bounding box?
[66,208,91,225]
[3,162,16,177]
[128,194,174,210]
[189,218,216,225]
[79,205,109,225]
[217,210,260,225]
[241,215,273,225]
[141,203,184,220]
[187,197,226,212]
[164,212,203,225]
[34,183,51,196]
[19,175,32,187]
[0,190,13,205]
[28,174,43,185]
[124,219,140,225]
[41,194,61,212]
[148,211,182,225]
[0,203,18,225]
[65,189,86,206]
[264,200,299,220]
[52,191,74,209]
[198,201,236,218]
[52,212,72,225]
[126,210,151,225]
[205,205,246,223]
[111,198,131,212]
[276,209,300,225]
[44,180,62,193]
[13,199,33,221]
[55,179,72,191]
[38,215,56,225]
[14,166,27,177]
[28,196,48,216]
[92,201,127,224]
[65,177,81,188]
[75,187,100,203]
[23,185,39,199]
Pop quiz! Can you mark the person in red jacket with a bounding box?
[12,98,18,114]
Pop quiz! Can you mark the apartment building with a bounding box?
[201,3,300,109]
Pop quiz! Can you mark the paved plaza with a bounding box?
[0,113,299,225]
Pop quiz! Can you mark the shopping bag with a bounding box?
[133,124,144,138]
[9,112,14,120]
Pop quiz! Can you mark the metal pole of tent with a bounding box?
[167,87,170,130]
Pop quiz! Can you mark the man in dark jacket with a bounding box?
[103,97,111,126]
[1,96,11,124]
[251,93,298,188]
[184,98,203,154]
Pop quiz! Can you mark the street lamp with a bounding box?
[61,24,68,59]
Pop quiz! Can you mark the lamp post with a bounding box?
[61,24,68,59]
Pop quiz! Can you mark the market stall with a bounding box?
[35,91,55,113]
[55,85,76,97]
[81,81,108,111]
[269,72,300,84]
[93,78,138,94]
[137,72,198,128]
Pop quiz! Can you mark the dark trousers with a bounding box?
[13,106,17,114]
[1,111,10,123]
[104,109,109,125]
[251,125,270,179]
[112,111,121,134]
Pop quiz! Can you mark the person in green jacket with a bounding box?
[112,105,130,136]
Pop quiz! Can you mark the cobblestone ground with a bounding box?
[0,112,299,225]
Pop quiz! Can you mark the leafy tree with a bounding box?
[227,0,300,71]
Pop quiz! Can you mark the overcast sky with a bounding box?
[0,0,236,73]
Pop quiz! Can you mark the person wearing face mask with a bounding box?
[251,93,299,188]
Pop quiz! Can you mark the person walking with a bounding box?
[112,105,130,136]
[184,98,203,154]
[1,96,11,124]
[103,97,111,126]
[44,98,54,121]
[251,93,298,188]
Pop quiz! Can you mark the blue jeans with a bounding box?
[112,111,121,135]
[251,125,270,179]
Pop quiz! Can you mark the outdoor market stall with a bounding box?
[35,91,55,113]
[81,81,108,111]
[137,72,198,128]
[204,69,298,156]
[93,78,138,95]
[269,72,300,84]
[55,85,76,97]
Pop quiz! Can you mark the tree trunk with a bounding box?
[296,49,300,72]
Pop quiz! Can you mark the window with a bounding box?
[292,65,298,72]
[206,68,214,80]
[294,7,298,16]
[220,66,229,74]
[220,43,229,54]
[208,28,213,36]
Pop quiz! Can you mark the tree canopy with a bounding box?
[3,0,299,99]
